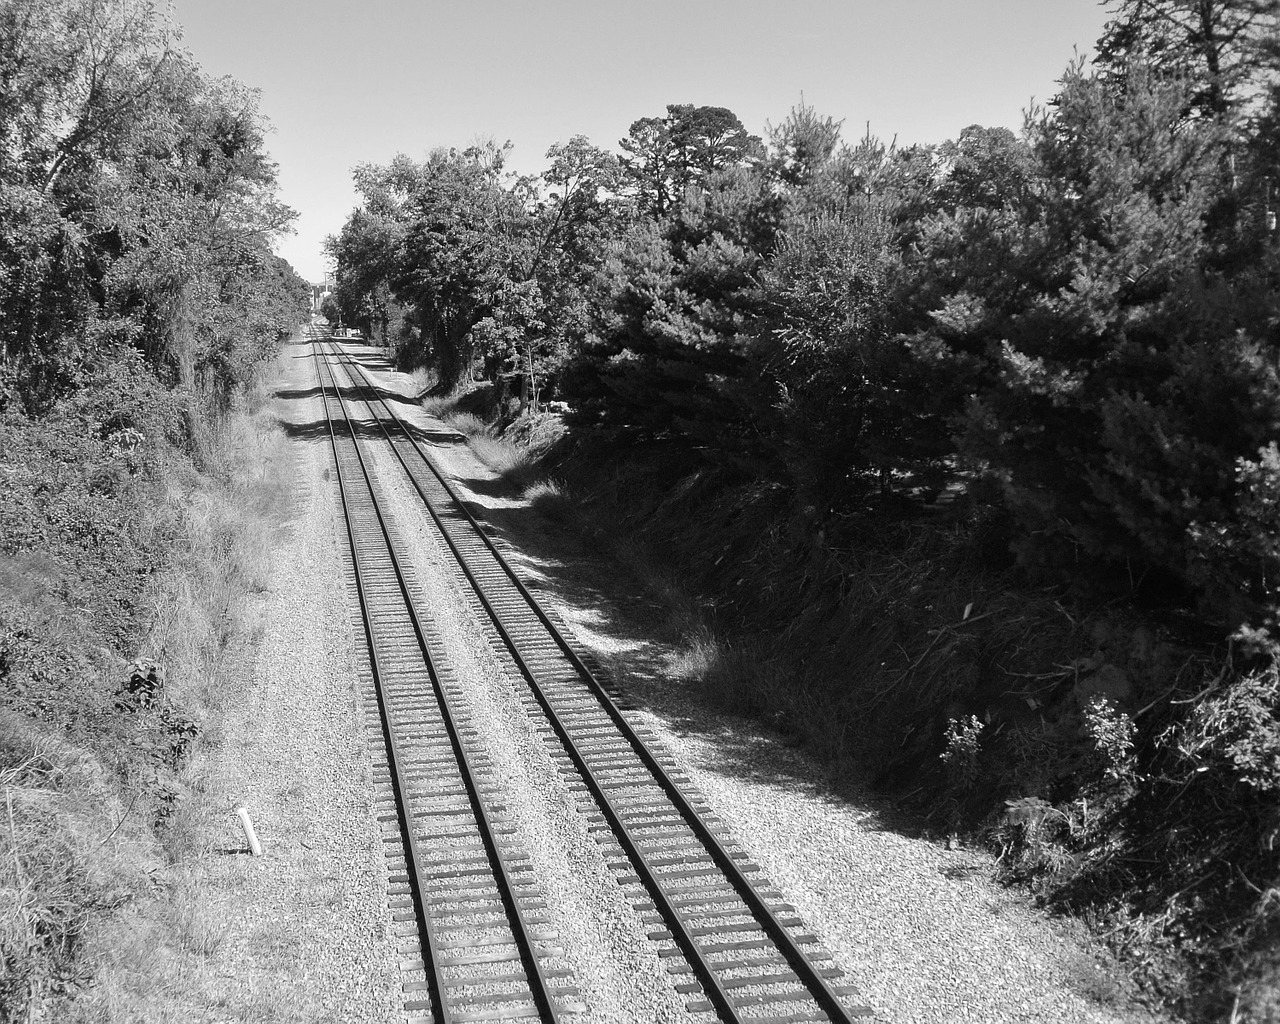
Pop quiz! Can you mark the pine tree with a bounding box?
[1096,0,1280,122]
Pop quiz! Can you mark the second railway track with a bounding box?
[311,328,874,1024]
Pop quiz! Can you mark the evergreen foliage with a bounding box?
[1096,0,1280,121]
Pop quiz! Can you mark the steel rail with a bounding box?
[312,338,566,1024]
[331,342,872,1022]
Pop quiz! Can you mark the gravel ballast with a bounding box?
[351,375,689,1024]
[191,339,402,1022]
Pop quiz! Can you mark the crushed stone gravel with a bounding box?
[357,382,690,1024]
[193,338,402,1022]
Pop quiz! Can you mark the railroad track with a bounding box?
[312,329,873,1023]
[310,330,586,1023]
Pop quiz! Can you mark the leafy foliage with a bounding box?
[1096,0,1280,121]
[0,0,308,414]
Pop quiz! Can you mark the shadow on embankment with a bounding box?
[446,473,922,842]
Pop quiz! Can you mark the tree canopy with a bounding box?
[327,39,1280,632]
[0,0,307,414]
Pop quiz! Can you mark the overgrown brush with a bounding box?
[1025,651,1280,1019]
[0,718,158,1020]
[0,356,291,1020]
[486,423,1278,1019]
[416,369,1278,1017]
[426,399,541,491]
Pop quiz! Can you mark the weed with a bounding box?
[524,479,574,522]
[417,394,458,419]
[994,795,1080,884]
[1083,696,1137,781]
[940,715,985,790]
[468,434,534,484]
[445,411,490,437]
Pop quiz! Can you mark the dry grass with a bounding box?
[418,394,458,420]
[429,406,541,491]
[166,882,226,959]
[523,478,574,522]
[445,410,489,436]
[469,434,534,483]
[0,717,158,1018]
[408,367,433,398]
[148,410,287,711]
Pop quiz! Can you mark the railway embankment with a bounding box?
[419,374,1277,1020]
[355,350,1164,1023]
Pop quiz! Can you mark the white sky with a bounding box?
[168,0,1112,282]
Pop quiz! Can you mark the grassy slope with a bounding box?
[0,369,290,1022]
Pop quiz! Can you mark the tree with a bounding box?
[667,104,757,182]
[619,115,675,219]
[345,143,533,391]
[619,104,759,220]
[756,208,942,509]
[910,62,1280,619]
[935,125,1037,212]
[766,100,844,189]
[512,137,621,408]
[0,0,176,408]
[0,0,302,412]
[563,213,761,456]
[1096,0,1280,122]
[326,208,403,343]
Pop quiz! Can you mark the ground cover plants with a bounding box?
[342,4,1280,1014]
[0,372,295,1021]
[0,1,309,1017]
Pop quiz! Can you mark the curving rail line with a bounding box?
[320,335,874,1024]
[310,330,585,1024]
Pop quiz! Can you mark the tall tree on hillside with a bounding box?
[471,137,622,407]
[0,0,175,404]
[0,0,302,411]
[910,62,1280,618]
[667,104,758,181]
[619,115,674,219]
[529,136,621,277]
[103,71,298,399]
[757,207,939,509]
[519,137,620,403]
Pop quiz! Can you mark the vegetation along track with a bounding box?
[314,329,873,1024]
